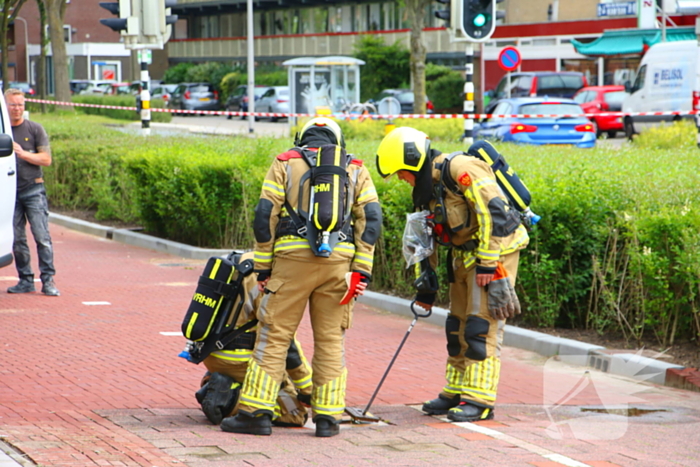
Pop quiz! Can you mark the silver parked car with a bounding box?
[256,86,290,122]
[168,82,221,114]
[151,84,179,105]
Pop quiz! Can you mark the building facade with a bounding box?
[5,0,696,105]
[168,0,696,105]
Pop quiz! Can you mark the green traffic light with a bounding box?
[473,13,486,27]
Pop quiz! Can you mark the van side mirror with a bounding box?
[485,90,494,98]
[0,134,13,157]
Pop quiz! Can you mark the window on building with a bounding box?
[312,8,329,33]
[368,3,381,31]
[44,25,72,43]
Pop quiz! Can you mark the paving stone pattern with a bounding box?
[0,225,699,466]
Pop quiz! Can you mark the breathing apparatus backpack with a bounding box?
[180,252,257,364]
[461,140,540,227]
[282,144,357,257]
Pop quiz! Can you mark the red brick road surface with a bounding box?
[1,224,699,466]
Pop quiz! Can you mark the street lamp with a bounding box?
[15,16,30,85]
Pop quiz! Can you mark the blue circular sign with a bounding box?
[498,47,521,72]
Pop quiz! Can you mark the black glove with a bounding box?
[256,270,271,282]
[354,270,371,284]
[415,292,436,307]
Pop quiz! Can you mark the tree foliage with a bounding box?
[352,35,410,102]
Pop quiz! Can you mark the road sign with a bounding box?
[498,46,521,72]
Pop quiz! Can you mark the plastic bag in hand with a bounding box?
[402,210,434,268]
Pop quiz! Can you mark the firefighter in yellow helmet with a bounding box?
[375,127,528,422]
[222,117,382,437]
[195,253,313,428]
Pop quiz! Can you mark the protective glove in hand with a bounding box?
[414,292,436,311]
[339,272,370,305]
[486,263,521,320]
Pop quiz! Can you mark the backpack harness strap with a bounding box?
[279,146,355,244]
[214,318,259,350]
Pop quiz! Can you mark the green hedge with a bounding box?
[36,114,700,346]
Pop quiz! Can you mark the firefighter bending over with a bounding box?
[374,127,528,422]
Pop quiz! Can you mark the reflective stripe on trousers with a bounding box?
[441,251,519,408]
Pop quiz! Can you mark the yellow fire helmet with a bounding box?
[296,117,345,148]
[375,126,430,179]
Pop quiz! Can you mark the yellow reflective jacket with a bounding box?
[428,152,529,272]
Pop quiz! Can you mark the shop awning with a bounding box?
[572,27,696,56]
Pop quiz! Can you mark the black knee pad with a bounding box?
[445,315,461,357]
[201,373,241,425]
[286,339,303,370]
[464,316,490,361]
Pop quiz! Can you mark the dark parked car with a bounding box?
[371,88,434,114]
[168,82,221,114]
[9,82,35,96]
[485,71,588,115]
[225,85,269,119]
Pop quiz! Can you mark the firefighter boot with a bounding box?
[421,393,460,415]
[221,411,272,436]
[201,373,239,425]
[8,277,35,294]
[447,401,494,422]
[314,415,340,438]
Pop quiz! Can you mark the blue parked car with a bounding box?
[475,97,596,148]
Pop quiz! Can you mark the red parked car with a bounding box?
[573,85,628,138]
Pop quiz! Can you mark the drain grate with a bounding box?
[581,407,667,417]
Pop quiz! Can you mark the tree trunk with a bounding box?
[37,0,48,111]
[1,13,9,87]
[1,0,27,88]
[405,0,430,115]
[46,0,71,109]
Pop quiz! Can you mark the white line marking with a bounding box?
[82,301,111,306]
[160,331,183,336]
[409,405,592,467]
[452,420,592,467]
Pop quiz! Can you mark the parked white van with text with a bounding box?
[0,95,17,269]
[622,40,700,139]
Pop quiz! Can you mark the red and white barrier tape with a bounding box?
[25,98,699,120]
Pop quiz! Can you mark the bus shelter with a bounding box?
[283,56,364,124]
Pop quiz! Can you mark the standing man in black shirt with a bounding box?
[4,88,59,296]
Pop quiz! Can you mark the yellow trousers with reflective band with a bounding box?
[202,335,311,426]
[441,251,519,408]
[238,255,352,421]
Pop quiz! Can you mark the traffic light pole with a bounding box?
[462,41,475,145]
[140,58,151,135]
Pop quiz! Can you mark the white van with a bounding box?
[622,40,700,139]
[0,96,17,269]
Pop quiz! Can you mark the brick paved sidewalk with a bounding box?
[0,224,699,467]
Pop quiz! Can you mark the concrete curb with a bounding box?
[49,213,231,260]
[49,213,686,387]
